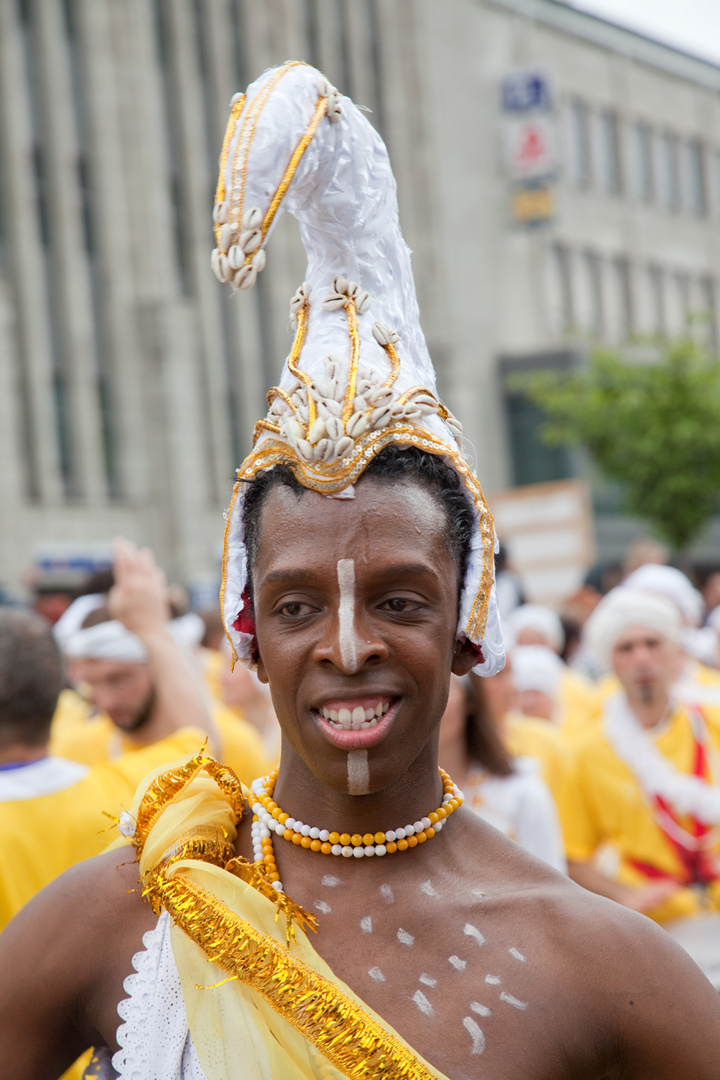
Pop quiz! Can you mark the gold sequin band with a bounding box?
[147,871,440,1080]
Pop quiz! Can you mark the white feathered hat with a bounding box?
[213,62,503,676]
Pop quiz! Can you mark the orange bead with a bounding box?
[279,813,289,824]
[301,836,312,849]
[408,835,418,847]
[426,827,435,839]
[329,832,340,845]
[363,833,374,846]
[310,839,322,852]
[416,831,427,843]
[386,841,398,854]
[320,842,332,855]
[351,834,363,847]
[269,871,280,882]
[292,833,303,845]
[374,832,386,845]
[436,807,447,820]
[283,828,293,841]
[428,812,439,825]
[272,808,281,820]
[340,833,351,846]
[397,838,409,851]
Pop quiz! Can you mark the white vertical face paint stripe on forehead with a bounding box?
[337,558,358,672]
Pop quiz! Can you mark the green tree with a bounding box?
[520,339,720,552]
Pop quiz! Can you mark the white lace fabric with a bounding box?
[112,910,207,1080]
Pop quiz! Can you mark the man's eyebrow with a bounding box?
[259,569,319,588]
[259,563,438,587]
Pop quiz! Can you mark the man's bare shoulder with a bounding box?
[0,846,153,1079]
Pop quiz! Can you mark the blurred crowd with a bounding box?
[2,529,720,1030]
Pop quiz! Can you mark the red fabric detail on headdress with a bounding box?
[233,587,259,664]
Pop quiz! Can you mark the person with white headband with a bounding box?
[0,64,718,1080]
[559,586,720,976]
[51,539,267,790]
[505,604,596,735]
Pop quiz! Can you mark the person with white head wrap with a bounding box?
[50,539,267,791]
[3,63,720,1080]
[591,564,720,711]
[559,582,720,952]
[505,605,595,735]
[510,645,565,723]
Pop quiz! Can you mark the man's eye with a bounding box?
[381,597,420,613]
[278,601,315,618]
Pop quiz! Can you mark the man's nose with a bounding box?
[313,608,389,673]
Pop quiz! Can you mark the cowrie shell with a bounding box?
[251,248,266,272]
[321,295,346,311]
[213,202,229,225]
[355,290,371,314]
[219,223,235,253]
[234,264,257,290]
[296,439,314,462]
[335,436,354,459]
[242,206,262,229]
[308,418,326,445]
[332,274,348,295]
[325,417,343,441]
[228,245,244,270]
[241,228,262,253]
[345,412,368,438]
[370,406,393,430]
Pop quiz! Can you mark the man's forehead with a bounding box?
[613,625,667,648]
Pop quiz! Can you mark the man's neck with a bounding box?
[626,692,671,731]
[0,744,48,766]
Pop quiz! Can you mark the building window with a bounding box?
[685,139,707,217]
[552,243,574,331]
[568,99,591,187]
[700,275,717,352]
[634,122,654,203]
[598,109,621,193]
[584,251,604,337]
[613,257,633,340]
[648,264,665,336]
[675,272,691,332]
[658,131,680,211]
[501,352,579,487]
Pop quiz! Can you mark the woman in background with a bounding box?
[439,673,566,871]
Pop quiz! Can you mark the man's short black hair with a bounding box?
[241,444,475,606]
[0,609,64,749]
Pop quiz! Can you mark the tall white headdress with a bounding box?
[213,62,504,676]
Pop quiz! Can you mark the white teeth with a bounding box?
[338,708,351,726]
[319,700,392,730]
[326,708,338,723]
[352,706,365,729]
[364,708,375,721]
[374,702,384,717]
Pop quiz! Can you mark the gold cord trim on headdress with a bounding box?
[147,872,440,1080]
[215,95,245,212]
[341,300,360,424]
[380,342,401,389]
[287,302,316,428]
[259,96,328,249]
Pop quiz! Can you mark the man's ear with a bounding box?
[256,650,269,685]
[451,637,482,676]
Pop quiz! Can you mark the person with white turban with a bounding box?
[510,645,564,723]
[559,586,720,967]
[505,604,596,735]
[590,562,720,712]
[51,538,268,790]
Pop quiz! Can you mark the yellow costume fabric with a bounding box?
[557,667,597,738]
[51,701,268,788]
[558,704,720,923]
[0,730,204,933]
[504,712,569,801]
[123,753,449,1080]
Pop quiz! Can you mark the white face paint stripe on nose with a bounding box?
[337,558,358,672]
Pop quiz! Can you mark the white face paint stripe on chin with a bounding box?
[347,748,369,795]
[337,558,358,672]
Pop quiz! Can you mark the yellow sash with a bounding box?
[121,752,448,1080]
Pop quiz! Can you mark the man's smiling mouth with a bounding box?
[318,698,392,731]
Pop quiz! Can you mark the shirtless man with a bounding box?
[1,459,719,1079]
[1,60,718,1079]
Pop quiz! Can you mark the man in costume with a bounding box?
[51,540,268,787]
[559,586,720,978]
[0,63,718,1080]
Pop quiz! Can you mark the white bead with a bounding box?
[275,825,286,838]
[272,880,283,892]
[364,845,375,856]
[300,825,312,837]
[285,818,296,831]
[434,820,443,832]
[353,847,365,858]
[375,845,387,856]
[405,825,415,836]
[413,821,424,833]
[319,830,330,843]
[342,846,354,858]
[309,827,320,840]
[395,828,406,840]
[421,817,432,830]
[385,830,396,843]
[331,844,343,856]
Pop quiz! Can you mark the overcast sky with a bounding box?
[569,0,720,65]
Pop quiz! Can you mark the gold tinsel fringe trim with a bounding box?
[153,873,439,1080]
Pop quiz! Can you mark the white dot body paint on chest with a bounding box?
[500,991,529,1010]
[379,884,394,904]
[360,916,373,933]
[368,967,386,982]
[509,947,526,962]
[413,990,434,1017]
[463,923,485,947]
[322,875,342,888]
[449,955,467,971]
[397,928,415,946]
[463,1016,486,1055]
[313,900,332,915]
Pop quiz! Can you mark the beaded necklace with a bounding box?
[249,766,463,893]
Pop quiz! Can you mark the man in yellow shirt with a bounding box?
[559,586,720,937]
[51,542,268,786]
